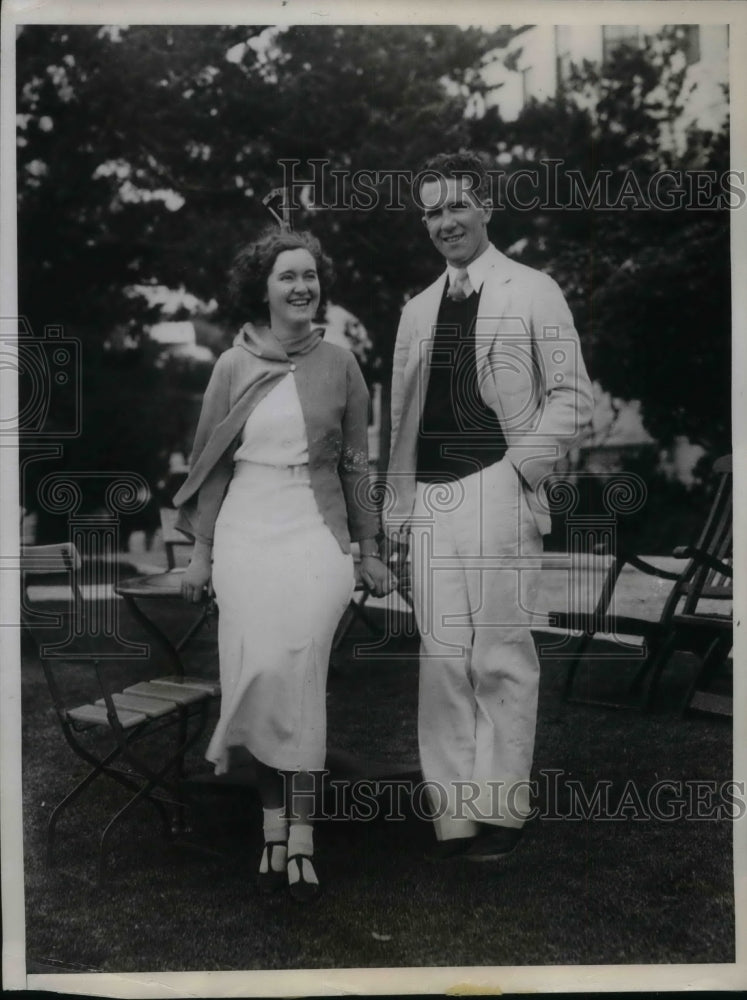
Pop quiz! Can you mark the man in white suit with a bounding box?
[385,152,593,859]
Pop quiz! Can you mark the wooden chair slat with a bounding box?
[67,703,147,729]
[151,675,221,697]
[124,680,208,706]
[95,692,179,719]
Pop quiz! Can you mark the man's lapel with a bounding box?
[402,272,447,409]
[474,250,523,391]
[474,248,515,338]
[388,273,445,479]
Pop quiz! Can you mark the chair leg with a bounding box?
[175,601,215,654]
[330,593,385,673]
[114,703,209,827]
[351,597,384,636]
[48,726,167,867]
[331,601,360,656]
[641,631,677,711]
[172,711,190,835]
[169,702,210,834]
[682,634,733,713]
[47,743,122,869]
[52,699,208,880]
[96,709,209,883]
[562,631,596,701]
[628,630,662,696]
[62,721,177,822]
[97,774,175,884]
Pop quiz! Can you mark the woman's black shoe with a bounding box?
[287,854,321,903]
[257,841,287,894]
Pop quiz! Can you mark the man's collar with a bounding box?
[446,243,495,293]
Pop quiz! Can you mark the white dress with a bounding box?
[207,373,355,774]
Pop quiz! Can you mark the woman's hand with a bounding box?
[359,555,397,598]
[181,555,212,604]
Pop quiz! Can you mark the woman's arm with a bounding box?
[175,351,234,601]
[340,355,395,597]
[173,350,234,542]
[338,354,380,543]
[181,538,213,603]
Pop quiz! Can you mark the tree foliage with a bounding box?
[468,28,730,453]
[16,24,731,540]
[17,24,509,342]
[17,24,506,533]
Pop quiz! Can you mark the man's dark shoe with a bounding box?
[464,825,524,861]
[424,835,475,862]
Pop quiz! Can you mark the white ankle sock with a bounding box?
[288,823,313,858]
[287,824,317,884]
[259,842,287,875]
[261,808,288,874]
[262,807,287,844]
[288,856,317,885]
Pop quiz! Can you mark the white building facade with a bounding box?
[484,24,728,139]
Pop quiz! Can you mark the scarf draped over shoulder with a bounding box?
[172,323,321,543]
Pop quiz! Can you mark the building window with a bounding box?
[682,25,701,65]
[556,52,572,88]
[521,65,534,106]
[664,24,701,65]
[602,25,640,63]
[555,26,572,87]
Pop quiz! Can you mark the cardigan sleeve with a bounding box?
[338,354,380,543]
[177,454,235,546]
[172,351,235,545]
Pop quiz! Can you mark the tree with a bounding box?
[467,28,730,454]
[17,24,505,533]
[17,24,511,343]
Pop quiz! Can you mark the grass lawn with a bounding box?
[20,596,734,973]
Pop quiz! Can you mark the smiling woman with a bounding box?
[172,227,395,903]
[226,228,334,329]
[265,249,321,331]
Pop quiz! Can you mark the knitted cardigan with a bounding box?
[172,324,379,554]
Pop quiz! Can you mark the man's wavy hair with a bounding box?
[416,150,491,207]
[227,228,334,325]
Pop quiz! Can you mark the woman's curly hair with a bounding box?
[227,228,335,325]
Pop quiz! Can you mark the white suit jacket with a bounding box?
[386,245,594,536]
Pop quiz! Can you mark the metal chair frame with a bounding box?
[550,456,733,710]
[22,542,216,883]
[159,506,193,571]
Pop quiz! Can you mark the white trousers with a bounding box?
[410,458,543,840]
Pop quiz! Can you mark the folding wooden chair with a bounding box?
[646,456,733,714]
[21,542,218,883]
[549,455,733,711]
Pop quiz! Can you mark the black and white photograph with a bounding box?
[1,0,744,994]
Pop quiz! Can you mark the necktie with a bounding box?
[447,268,473,301]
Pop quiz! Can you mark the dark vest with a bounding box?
[416,282,508,483]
